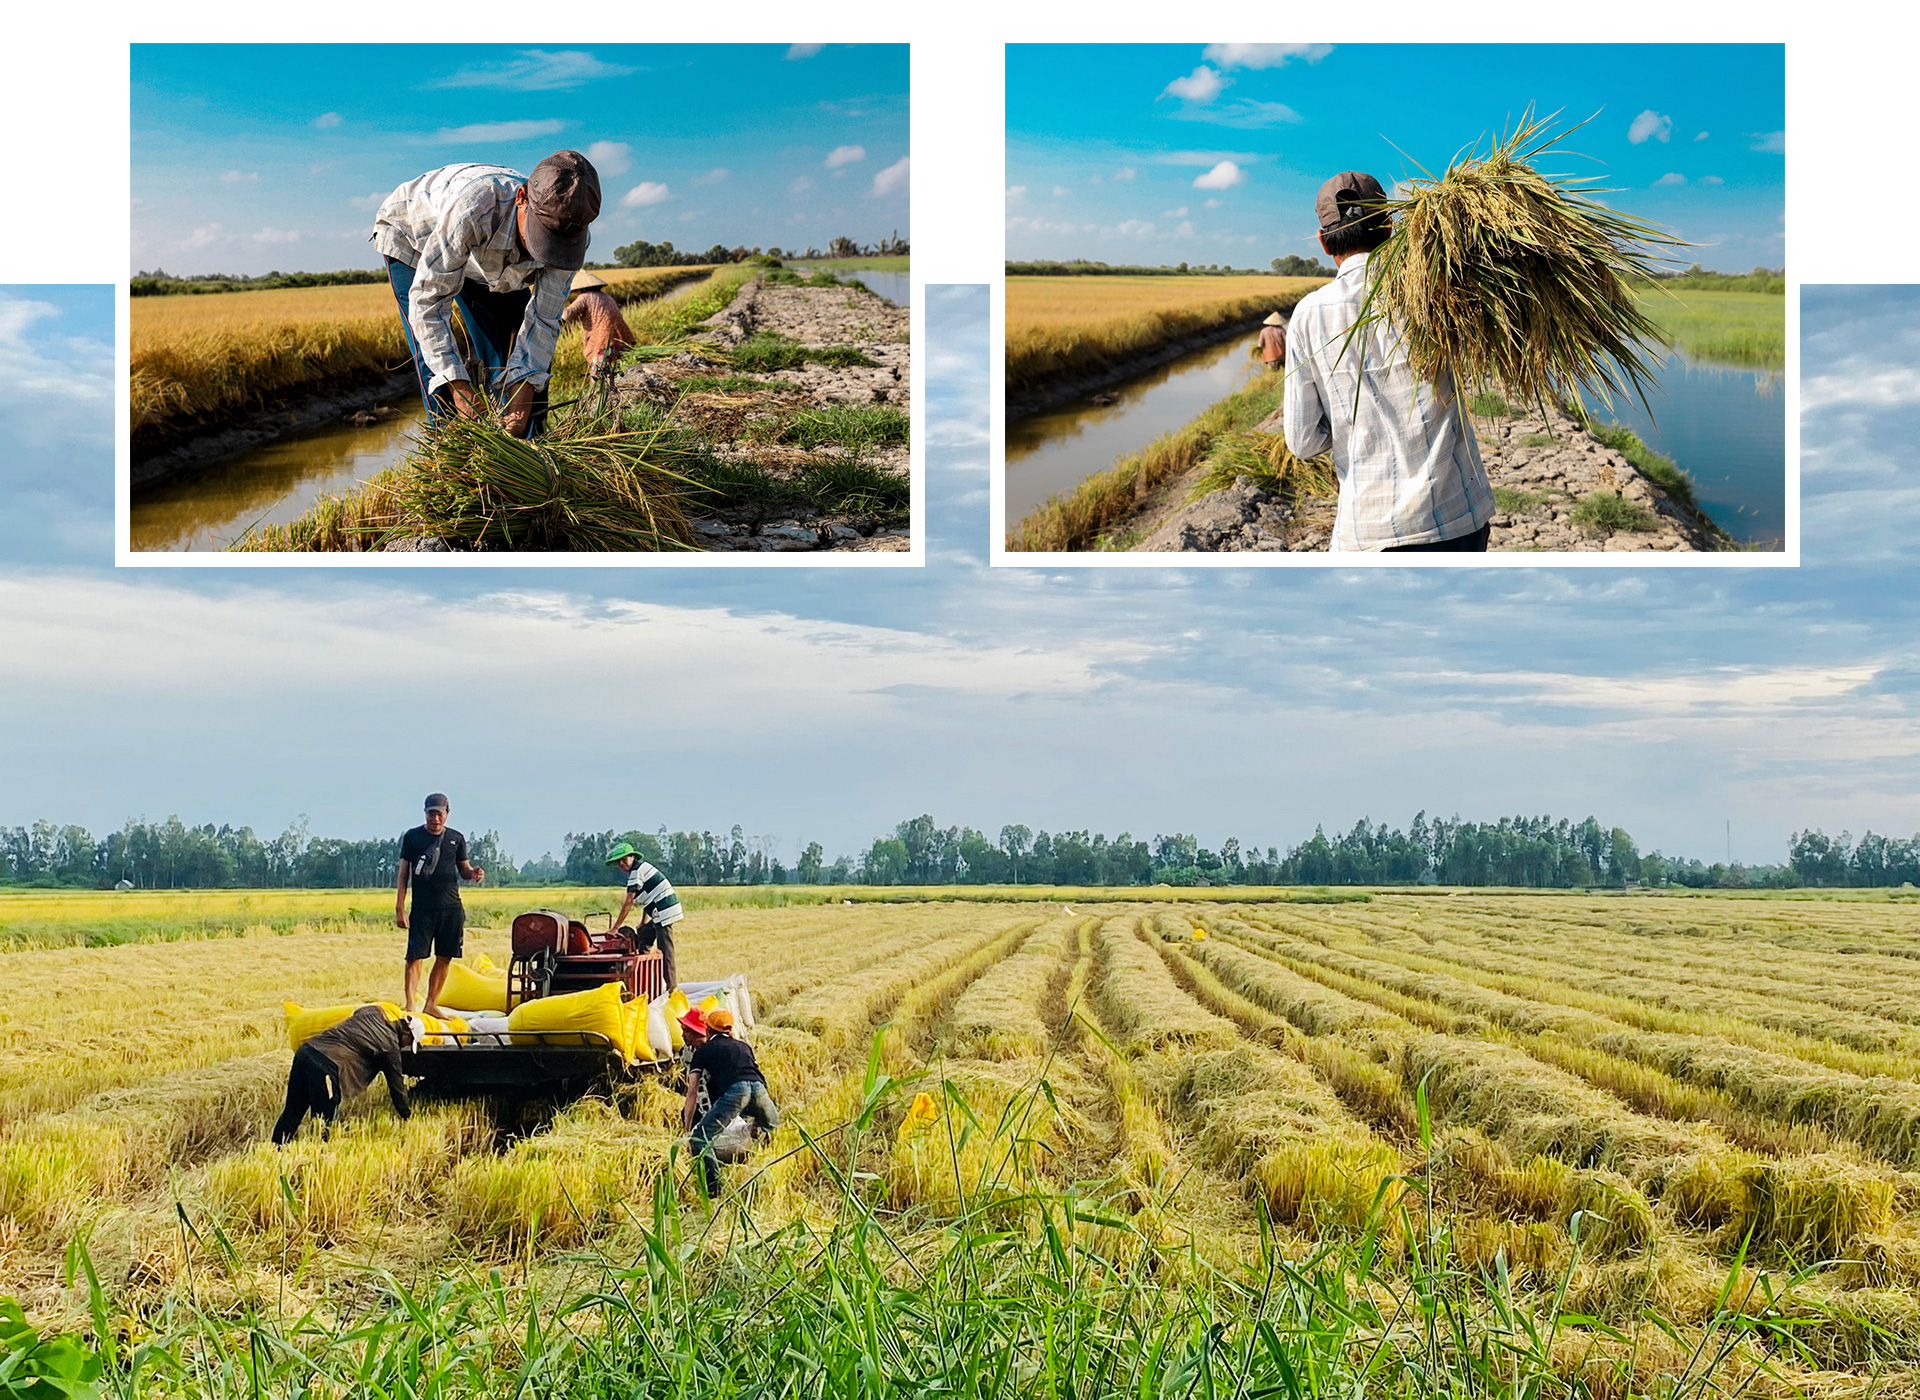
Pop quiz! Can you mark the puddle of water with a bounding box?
[788,266,908,306]
[130,400,426,552]
[1577,350,1785,547]
[1006,333,1265,526]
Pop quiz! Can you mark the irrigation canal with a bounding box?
[1007,335,1783,548]
[787,266,908,306]
[1006,333,1263,530]
[131,276,716,553]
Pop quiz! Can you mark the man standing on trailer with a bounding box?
[373,152,602,440]
[605,840,684,989]
[397,793,485,1017]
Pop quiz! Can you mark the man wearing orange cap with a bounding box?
[679,1006,780,1196]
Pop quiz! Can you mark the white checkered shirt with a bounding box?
[372,164,575,397]
[1284,252,1495,552]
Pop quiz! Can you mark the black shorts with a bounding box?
[406,906,464,961]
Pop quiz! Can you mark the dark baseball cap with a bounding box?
[522,151,601,270]
[424,793,450,813]
[1315,171,1388,231]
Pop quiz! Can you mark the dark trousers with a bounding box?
[272,1043,342,1144]
[623,921,677,990]
[1384,522,1492,553]
[384,256,551,437]
[690,1079,782,1194]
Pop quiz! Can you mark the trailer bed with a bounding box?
[402,1030,657,1092]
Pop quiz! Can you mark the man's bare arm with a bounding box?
[394,859,411,928]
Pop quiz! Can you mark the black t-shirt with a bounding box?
[689,1033,764,1102]
[399,825,468,910]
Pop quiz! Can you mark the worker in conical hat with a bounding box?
[564,272,638,399]
[1259,311,1288,373]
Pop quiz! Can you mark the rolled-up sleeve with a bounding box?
[407,208,487,396]
[499,268,572,393]
[1284,320,1333,459]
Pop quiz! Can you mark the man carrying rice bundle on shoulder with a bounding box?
[373,152,602,440]
[1284,171,1495,553]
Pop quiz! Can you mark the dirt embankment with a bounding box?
[1128,402,1724,554]
[610,277,911,553]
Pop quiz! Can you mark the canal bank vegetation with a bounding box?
[131,266,717,453]
[1007,275,1324,396]
[1008,373,1289,551]
[1635,289,1784,369]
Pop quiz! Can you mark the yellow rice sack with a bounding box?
[284,1000,404,1051]
[440,958,509,1013]
[667,989,690,1051]
[506,982,632,1062]
[415,1011,470,1046]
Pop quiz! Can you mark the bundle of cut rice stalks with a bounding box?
[1356,108,1687,418]
[373,409,704,551]
[1190,430,1336,504]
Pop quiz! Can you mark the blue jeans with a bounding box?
[690,1079,781,1194]
[384,256,550,437]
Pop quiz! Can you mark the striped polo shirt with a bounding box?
[627,861,684,925]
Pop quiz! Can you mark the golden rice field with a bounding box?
[5,887,1920,1395]
[1005,274,1324,394]
[130,266,716,441]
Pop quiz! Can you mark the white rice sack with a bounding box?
[645,993,674,1058]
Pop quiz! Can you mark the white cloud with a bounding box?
[1193,160,1245,190]
[1204,198,1223,209]
[693,168,730,186]
[182,224,224,249]
[1052,184,1070,197]
[219,170,257,184]
[786,44,823,60]
[1113,167,1136,182]
[432,50,634,91]
[313,112,342,129]
[1167,99,1303,129]
[1694,131,1709,141]
[429,118,566,144]
[1201,43,1332,69]
[825,144,867,168]
[349,191,388,210]
[1175,220,1196,238]
[585,141,632,175]
[1448,664,1881,719]
[789,176,815,197]
[1750,130,1785,153]
[1162,205,1188,218]
[1653,172,1686,187]
[1628,110,1673,144]
[1701,175,1724,186]
[1113,219,1154,237]
[871,156,909,197]
[251,228,301,244]
[1163,66,1227,104]
[1005,185,1027,200]
[620,181,671,208]
[1802,367,1920,413]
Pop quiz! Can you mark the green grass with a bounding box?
[1569,491,1660,536]
[1521,433,1557,447]
[793,455,910,521]
[726,333,879,373]
[678,373,782,394]
[1186,431,1335,505]
[1469,390,1520,417]
[792,255,911,272]
[1494,486,1549,516]
[774,404,911,453]
[1636,290,1785,369]
[1577,417,1726,540]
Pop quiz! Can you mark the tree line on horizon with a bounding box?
[2,814,1914,893]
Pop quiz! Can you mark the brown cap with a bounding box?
[1315,171,1387,231]
[524,151,601,270]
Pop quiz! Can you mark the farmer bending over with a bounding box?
[562,272,637,407]
[679,1008,781,1197]
[397,792,484,1017]
[606,840,684,989]
[1258,311,1287,372]
[1283,171,1495,552]
[373,152,602,439]
[273,1005,411,1144]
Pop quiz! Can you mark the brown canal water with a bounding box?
[130,276,715,553]
[130,401,428,552]
[1006,332,1265,529]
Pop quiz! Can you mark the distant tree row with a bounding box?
[1006,259,1330,278]
[8,813,1910,892]
[130,269,391,296]
[612,232,908,269]
[1640,265,1786,294]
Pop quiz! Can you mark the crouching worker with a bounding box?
[272,1006,412,1145]
[606,840,685,989]
[680,1008,780,1197]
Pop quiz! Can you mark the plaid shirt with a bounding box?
[1284,253,1494,551]
[372,164,575,397]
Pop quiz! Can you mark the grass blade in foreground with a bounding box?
[1355,109,1688,418]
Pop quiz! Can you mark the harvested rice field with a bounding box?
[4,886,1920,1395]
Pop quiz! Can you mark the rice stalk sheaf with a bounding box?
[1353,109,1687,419]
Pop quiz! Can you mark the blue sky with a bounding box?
[8,283,1916,869]
[1007,44,1784,273]
[132,45,909,278]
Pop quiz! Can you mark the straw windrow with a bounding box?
[1354,109,1688,418]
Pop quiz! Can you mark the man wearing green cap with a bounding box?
[606,841,684,989]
